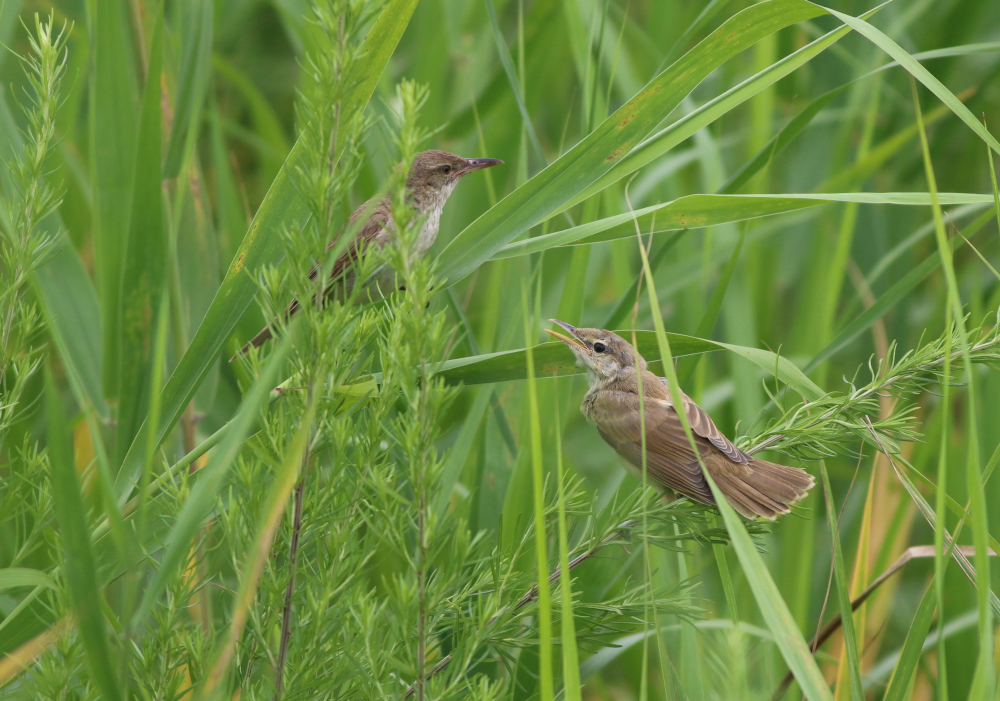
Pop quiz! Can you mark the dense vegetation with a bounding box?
[2,0,1000,698]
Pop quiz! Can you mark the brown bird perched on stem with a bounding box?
[545,320,814,519]
[233,150,503,359]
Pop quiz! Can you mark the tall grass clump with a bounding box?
[3,0,1000,698]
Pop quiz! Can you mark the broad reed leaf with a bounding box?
[114,0,420,503]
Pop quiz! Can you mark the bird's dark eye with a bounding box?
[440,165,452,174]
[593,342,607,353]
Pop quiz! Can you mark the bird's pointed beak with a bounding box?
[459,157,504,175]
[545,319,587,350]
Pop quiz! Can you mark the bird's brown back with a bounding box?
[585,366,813,519]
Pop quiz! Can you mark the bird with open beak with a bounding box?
[545,320,813,519]
[234,150,503,358]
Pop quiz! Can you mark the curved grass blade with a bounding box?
[820,5,1000,157]
[911,80,994,693]
[563,6,881,212]
[484,0,545,164]
[0,569,56,592]
[45,368,122,701]
[492,192,995,258]
[436,0,828,286]
[114,0,420,503]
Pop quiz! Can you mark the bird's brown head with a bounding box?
[405,150,503,207]
[545,319,647,382]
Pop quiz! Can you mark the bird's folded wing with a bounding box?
[594,392,714,502]
[678,392,752,464]
[317,196,392,283]
[654,377,751,464]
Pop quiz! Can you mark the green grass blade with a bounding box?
[710,484,832,699]
[988,139,1000,233]
[722,85,845,195]
[822,5,1000,156]
[45,368,123,701]
[0,569,56,592]
[566,7,879,210]
[210,54,290,186]
[434,386,491,519]
[163,0,213,178]
[713,541,740,626]
[678,232,743,385]
[491,192,994,257]
[116,7,165,460]
[130,328,294,630]
[522,284,553,700]
[484,0,545,164]
[883,584,937,701]
[113,0,419,504]
[817,461,864,699]
[33,237,108,420]
[806,231,960,373]
[911,79,994,694]
[554,393,582,701]
[87,0,139,402]
[436,0,827,286]
[879,445,1000,616]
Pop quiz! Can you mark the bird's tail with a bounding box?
[229,324,275,362]
[710,458,814,520]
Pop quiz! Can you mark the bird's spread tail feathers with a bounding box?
[710,459,814,520]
